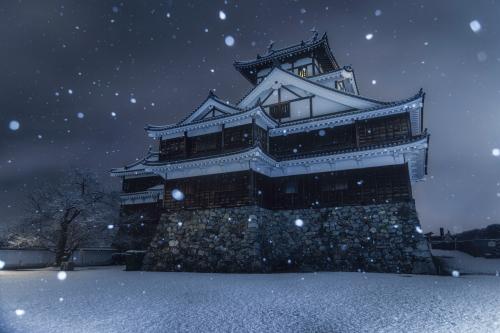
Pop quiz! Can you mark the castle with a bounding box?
[111,32,435,274]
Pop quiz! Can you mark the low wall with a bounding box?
[0,248,118,269]
[143,201,436,274]
[0,248,55,269]
[71,248,117,266]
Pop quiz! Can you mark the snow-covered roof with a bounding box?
[110,151,159,177]
[238,66,385,108]
[268,90,425,137]
[145,91,243,132]
[120,185,164,205]
[233,32,340,84]
[144,134,429,182]
[146,106,278,139]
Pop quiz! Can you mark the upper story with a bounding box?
[112,32,428,187]
[144,32,424,161]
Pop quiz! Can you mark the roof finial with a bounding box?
[310,27,319,40]
[267,40,275,53]
[208,89,216,97]
[254,97,262,107]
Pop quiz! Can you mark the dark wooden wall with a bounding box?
[122,176,164,193]
[163,165,412,210]
[270,113,411,158]
[160,123,267,162]
[164,171,254,210]
[159,113,412,163]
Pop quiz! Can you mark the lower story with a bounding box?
[162,164,412,210]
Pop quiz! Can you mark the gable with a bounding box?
[238,68,381,111]
[181,96,241,125]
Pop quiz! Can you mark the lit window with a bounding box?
[297,66,308,77]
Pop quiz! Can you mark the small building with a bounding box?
[111,32,435,274]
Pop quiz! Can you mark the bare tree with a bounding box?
[9,169,119,265]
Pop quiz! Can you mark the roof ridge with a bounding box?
[234,33,329,66]
[237,67,387,107]
[145,92,242,130]
[146,106,278,133]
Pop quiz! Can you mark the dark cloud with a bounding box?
[1,0,499,233]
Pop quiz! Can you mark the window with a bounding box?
[190,133,221,154]
[297,66,308,77]
[335,80,345,91]
[160,138,185,160]
[269,102,290,119]
[285,180,298,194]
[224,125,252,150]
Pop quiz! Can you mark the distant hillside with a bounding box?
[455,224,500,240]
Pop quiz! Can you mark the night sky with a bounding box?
[1,0,500,234]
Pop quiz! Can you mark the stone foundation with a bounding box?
[143,201,436,274]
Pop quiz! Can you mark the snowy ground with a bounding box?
[1,267,500,333]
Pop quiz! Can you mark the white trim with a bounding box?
[238,68,380,110]
[120,189,164,205]
[181,96,241,124]
[147,108,277,139]
[269,97,423,137]
[145,138,428,182]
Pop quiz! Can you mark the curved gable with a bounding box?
[238,68,382,111]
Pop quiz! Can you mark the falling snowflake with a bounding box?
[59,297,64,302]
[130,97,137,104]
[477,51,488,62]
[300,8,307,14]
[77,112,85,119]
[371,80,377,85]
[107,224,114,230]
[218,10,226,20]
[171,189,185,201]
[111,112,117,117]
[112,6,119,13]
[9,120,20,131]
[177,222,183,227]
[15,309,25,317]
[451,270,460,278]
[224,35,235,47]
[357,180,364,186]
[287,259,292,264]
[204,28,209,33]
[294,219,304,227]
[0,260,5,269]
[415,226,423,234]
[374,9,382,16]
[492,148,500,157]
[318,129,326,137]
[37,134,42,139]
[469,20,481,33]
[210,68,215,73]
[57,271,67,281]
[365,33,374,40]
[68,89,73,95]
[166,12,171,18]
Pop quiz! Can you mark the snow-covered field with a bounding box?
[1,267,500,333]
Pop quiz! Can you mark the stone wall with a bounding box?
[143,201,436,274]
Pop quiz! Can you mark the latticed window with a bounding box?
[269,102,290,119]
[160,138,185,160]
[297,66,308,77]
